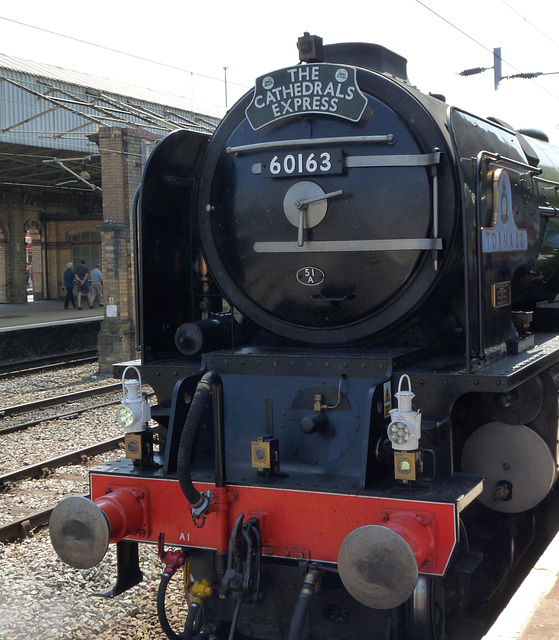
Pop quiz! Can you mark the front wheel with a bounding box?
[404,521,471,640]
[406,576,447,640]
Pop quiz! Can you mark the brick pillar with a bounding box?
[2,195,27,303]
[96,127,146,373]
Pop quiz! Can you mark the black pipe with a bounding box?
[287,569,321,640]
[156,572,182,640]
[212,373,225,489]
[158,570,204,640]
[227,598,243,640]
[182,602,201,639]
[177,371,223,508]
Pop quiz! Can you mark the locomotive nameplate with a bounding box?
[482,169,527,253]
[261,148,343,178]
[246,63,368,130]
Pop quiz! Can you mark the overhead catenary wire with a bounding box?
[500,0,559,51]
[416,0,559,104]
[415,0,497,59]
[416,0,527,76]
[0,16,250,94]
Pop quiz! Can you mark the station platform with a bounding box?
[0,300,104,363]
[481,527,559,640]
[0,299,103,331]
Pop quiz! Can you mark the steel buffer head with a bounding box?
[338,524,418,609]
[49,496,110,569]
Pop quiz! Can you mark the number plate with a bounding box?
[262,149,343,178]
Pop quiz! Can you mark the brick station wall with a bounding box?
[96,126,161,373]
[0,194,39,303]
[0,125,162,373]
[48,217,102,300]
[0,190,100,304]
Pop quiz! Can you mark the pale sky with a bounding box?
[1,0,559,143]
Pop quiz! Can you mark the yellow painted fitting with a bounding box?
[189,578,213,603]
[182,563,192,592]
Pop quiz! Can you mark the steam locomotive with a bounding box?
[50,34,559,640]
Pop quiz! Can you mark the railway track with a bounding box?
[0,436,124,487]
[0,502,63,541]
[0,382,122,419]
[0,368,147,544]
[0,383,125,435]
[0,359,167,640]
[0,350,98,380]
[0,436,124,542]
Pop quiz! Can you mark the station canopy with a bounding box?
[0,54,219,193]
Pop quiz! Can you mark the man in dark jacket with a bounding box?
[62,262,77,310]
[76,259,93,310]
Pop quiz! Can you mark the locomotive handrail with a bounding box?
[251,151,441,175]
[446,106,473,371]
[538,206,559,218]
[345,151,440,168]
[475,150,543,176]
[226,134,395,155]
[534,176,559,212]
[474,151,496,358]
[534,176,559,187]
[253,238,443,253]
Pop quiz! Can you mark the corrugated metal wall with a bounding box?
[0,73,99,152]
[0,55,218,153]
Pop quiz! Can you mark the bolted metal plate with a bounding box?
[477,376,544,425]
[49,496,110,569]
[461,421,556,513]
[338,524,418,610]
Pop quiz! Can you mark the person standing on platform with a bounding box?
[76,259,93,310]
[90,263,104,307]
[62,262,77,310]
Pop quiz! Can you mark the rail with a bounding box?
[0,351,98,380]
[0,383,122,419]
[0,436,124,487]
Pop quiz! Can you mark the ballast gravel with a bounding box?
[0,363,186,640]
[0,530,188,640]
